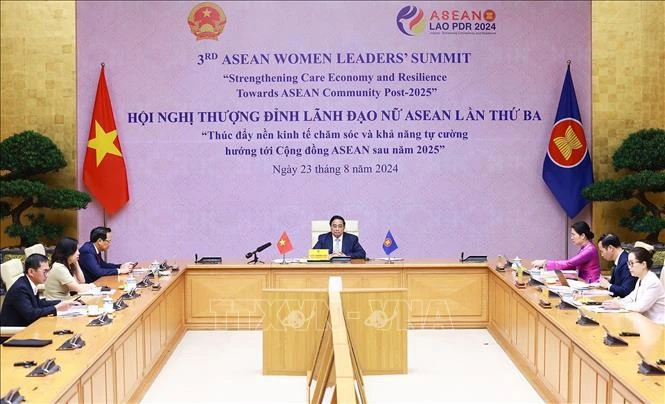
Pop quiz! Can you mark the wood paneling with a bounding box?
[571,345,610,404]
[272,270,401,290]
[610,379,641,404]
[81,349,114,404]
[60,383,80,404]
[262,289,329,375]
[143,299,166,369]
[114,319,144,402]
[341,289,407,374]
[166,279,185,340]
[511,293,537,371]
[186,269,269,329]
[490,275,511,339]
[536,316,571,402]
[405,269,488,327]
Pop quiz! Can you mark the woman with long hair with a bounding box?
[44,237,96,300]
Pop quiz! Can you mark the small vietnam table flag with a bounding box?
[277,231,293,264]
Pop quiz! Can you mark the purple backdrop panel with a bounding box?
[77,1,591,263]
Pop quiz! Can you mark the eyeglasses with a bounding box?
[103,239,112,244]
[627,260,641,267]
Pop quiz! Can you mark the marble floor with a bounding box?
[142,329,543,403]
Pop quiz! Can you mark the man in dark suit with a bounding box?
[79,226,134,283]
[313,215,366,259]
[0,254,77,327]
[598,234,637,297]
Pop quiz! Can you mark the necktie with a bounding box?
[335,238,341,253]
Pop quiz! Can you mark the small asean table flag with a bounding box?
[383,230,398,255]
[277,231,293,255]
[83,65,129,215]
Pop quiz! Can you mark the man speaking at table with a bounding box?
[79,226,134,283]
[313,215,366,259]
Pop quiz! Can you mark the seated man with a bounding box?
[313,215,366,259]
[79,226,134,283]
[597,234,636,297]
[0,253,77,327]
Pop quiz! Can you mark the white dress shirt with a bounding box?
[620,270,665,325]
[333,235,343,253]
[28,276,39,296]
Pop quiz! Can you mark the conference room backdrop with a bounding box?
[74,1,592,261]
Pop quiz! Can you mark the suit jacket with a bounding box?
[313,232,366,259]
[608,250,637,298]
[79,241,119,283]
[0,275,59,327]
[620,270,665,325]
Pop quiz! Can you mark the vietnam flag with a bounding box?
[276,231,293,255]
[83,65,129,215]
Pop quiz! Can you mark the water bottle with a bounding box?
[126,272,137,293]
[103,297,113,313]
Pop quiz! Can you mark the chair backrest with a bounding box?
[0,326,25,338]
[1,258,24,291]
[311,220,359,248]
[24,243,46,257]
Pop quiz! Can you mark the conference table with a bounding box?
[0,259,662,403]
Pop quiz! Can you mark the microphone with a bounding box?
[256,242,272,253]
[245,242,271,258]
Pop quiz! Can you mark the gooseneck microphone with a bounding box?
[256,242,272,253]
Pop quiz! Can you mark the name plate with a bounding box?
[308,249,329,261]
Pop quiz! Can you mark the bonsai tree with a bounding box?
[582,128,665,244]
[0,130,91,247]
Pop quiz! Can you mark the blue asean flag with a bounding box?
[382,230,398,255]
[542,65,594,219]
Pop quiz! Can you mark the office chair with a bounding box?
[0,326,25,341]
[1,258,23,291]
[24,243,46,257]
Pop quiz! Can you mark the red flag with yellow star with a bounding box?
[83,65,129,215]
[276,231,293,255]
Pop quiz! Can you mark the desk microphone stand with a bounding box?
[247,252,263,265]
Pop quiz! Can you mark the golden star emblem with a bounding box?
[279,239,286,246]
[88,121,122,166]
[202,8,211,17]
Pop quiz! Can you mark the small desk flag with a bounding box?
[382,230,398,255]
[83,65,129,215]
[277,231,293,255]
[542,64,593,218]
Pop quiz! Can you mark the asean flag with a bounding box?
[83,65,129,215]
[542,65,593,219]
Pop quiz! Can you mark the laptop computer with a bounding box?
[554,269,590,290]
[554,270,570,287]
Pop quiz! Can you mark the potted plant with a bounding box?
[582,128,665,248]
[0,130,91,249]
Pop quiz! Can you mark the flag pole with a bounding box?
[281,254,286,264]
[564,214,569,259]
[102,207,108,261]
[564,59,571,259]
